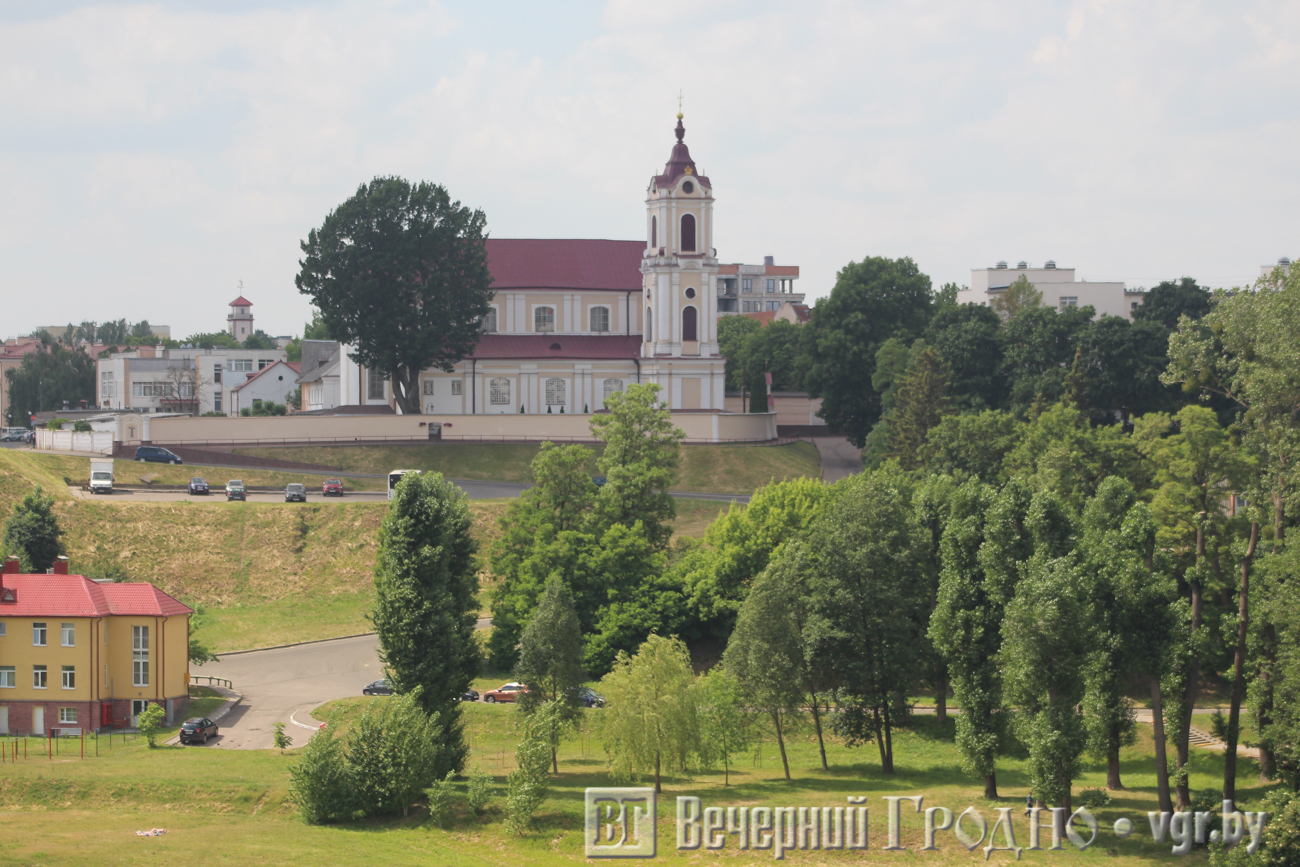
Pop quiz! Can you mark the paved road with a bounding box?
[813,436,863,483]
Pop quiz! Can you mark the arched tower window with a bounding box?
[651,215,657,249]
[682,306,698,342]
[680,214,696,252]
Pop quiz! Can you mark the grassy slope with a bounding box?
[12,450,384,491]
[0,695,1274,866]
[236,441,823,495]
[0,452,729,652]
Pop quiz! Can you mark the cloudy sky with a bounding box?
[1,1,1296,339]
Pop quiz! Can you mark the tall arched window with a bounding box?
[645,308,653,342]
[682,306,698,342]
[534,306,555,332]
[680,213,696,252]
[651,215,657,248]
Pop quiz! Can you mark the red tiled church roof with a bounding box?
[486,239,643,292]
[471,334,643,361]
[0,573,192,617]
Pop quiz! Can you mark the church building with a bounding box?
[339,113,728,415]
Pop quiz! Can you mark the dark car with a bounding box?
[285,483,307,503]
[0,430,26,442]
[568,687,605,708]
[322,478,344,497]
[134,445,183,464]
[362,679,392,696]
[188,477,209,495]
[225,480,246,501]
[179,717,219,745]
[459,688,479,702]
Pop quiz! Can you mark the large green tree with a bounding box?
[802,256,933,446]
[999,305,1094,416]
[925,303,1006,411]
[1132,277,1212,330]
[885,345,953,470]
[4,344,97,424]
[371,472,479,776]
[2,487,63,573]
[515,576,587,773]
[296,176,493,414]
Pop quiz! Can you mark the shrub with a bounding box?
[425,770,457,827]
[137,704,166,747]
[289,720,356,824]
[1078,787,1111,809]
[1208,789,1300,867]
[46,418,67,430]
[466,766,493,814]
[72,420,92,432]
[505,701,559,834]
[346,691,445,818]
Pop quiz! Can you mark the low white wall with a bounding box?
[145,411,777,445]
[36,429,114,455]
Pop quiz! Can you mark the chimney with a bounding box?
[53,556,69,575]
[764,256,775,266]
[3,556,19,574]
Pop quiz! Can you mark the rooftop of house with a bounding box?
[0,557,192,618]
[230,360,301,392]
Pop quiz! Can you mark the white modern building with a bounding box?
[716,257,803,315]
[1261,257,1292,278]
[96,346,289,415]
[959,260,1145,320]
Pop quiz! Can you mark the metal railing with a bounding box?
[191,675,232,689]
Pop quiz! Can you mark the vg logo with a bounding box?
[585,787,657,858]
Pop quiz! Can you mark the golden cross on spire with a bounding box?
[677,89,683,119]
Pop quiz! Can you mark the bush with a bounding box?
[425,770,457,827]
[289,720,356,824]
[1078,787,1112,809]
[347,691,446,818]
[137,704,166,747]
[505,701,559,834]
[466,766,493,814]
[273,721,293,752]
[46,418,67,430]
[1208,789,1300,867]
[72,420,92,432]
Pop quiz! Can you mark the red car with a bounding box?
[482,682,529,703]
[322,478,344,497]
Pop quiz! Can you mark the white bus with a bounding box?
[388,469,420,500]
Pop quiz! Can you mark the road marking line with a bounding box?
[290,705,323,730]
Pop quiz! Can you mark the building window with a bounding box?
[651,215,657,248]
[742,278,753,293]
[33,622,46,646]
[214,391,222,413]
[0,622,7,636]
[1131,301,1140,311]
[534,307,555,332]
[682,306,698,342]
[1059,296,1078,310]
[62,666,75,689]
[132,626,149,687]
[766,279,776,293]
[603,379,623,399]
[230,359,253,372]
[484,308,498,333]
[259,359,274,370]
[213,364,223,384]
[680,214,696,252]
[767,301,780,311]
[100,372,115,398]
[545,378,566,406]
[451,380,462,396]
[489,378,511,406]
[61,623,74,647]
[59,707,77,724]
[590,307,610,332]
[423,380,435,395]
[367,368,385,401]
[33,665,47,689]
[0,666,13,688]
[132,382,167,397]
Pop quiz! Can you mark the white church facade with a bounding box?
[341,113,731,417]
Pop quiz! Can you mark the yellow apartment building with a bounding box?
[0,556,192,735]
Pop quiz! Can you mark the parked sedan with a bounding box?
[284,483,307,503]
[460,688,480,703]
[568,687,605,708]
[179,717,219,745]
[225,480,247,501]
[322,478,345,497]
[482,682,528,703]
[188,477,210,495]
[362,679,392,696]
[0,430,27,442]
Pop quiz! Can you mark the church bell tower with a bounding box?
[641,112,719,360]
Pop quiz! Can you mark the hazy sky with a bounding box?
[2,1,1296,339]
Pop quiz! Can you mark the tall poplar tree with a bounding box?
[515,576,587,773]
[371,472,479,776]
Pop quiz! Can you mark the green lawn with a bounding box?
[235,441,823,495]
[8,450,385,491]
[0,694,1276,866]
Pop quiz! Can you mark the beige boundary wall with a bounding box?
[142,411,777,446]
[723,392,826,427]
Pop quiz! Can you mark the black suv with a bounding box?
[179,717,219,745]
[362,679,392,696]
[284,483,307,502]
[134,446,183,464]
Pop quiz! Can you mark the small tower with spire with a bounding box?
[227,290,254,340]
[641,107,718,361]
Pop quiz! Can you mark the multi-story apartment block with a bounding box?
[96,345,288,415]
[959,260,1145,320]
[716,257,802,315]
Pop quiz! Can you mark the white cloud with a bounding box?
[0,0,1296,338]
